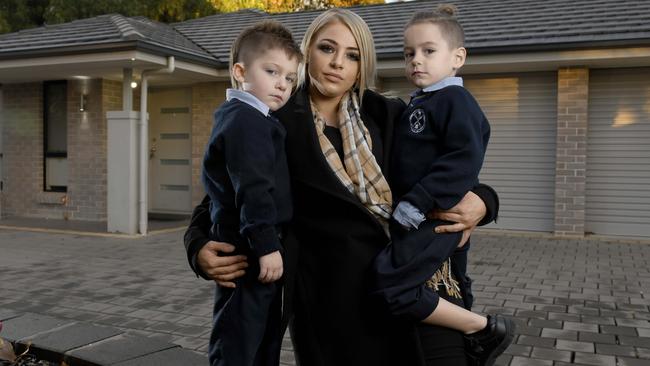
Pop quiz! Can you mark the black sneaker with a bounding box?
[464,314,516,366]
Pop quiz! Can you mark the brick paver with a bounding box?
[1,229,649,365]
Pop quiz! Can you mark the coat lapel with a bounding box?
[277,87,362,208]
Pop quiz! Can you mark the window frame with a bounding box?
[43,80,68,193]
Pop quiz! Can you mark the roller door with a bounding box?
[586,68,650,238]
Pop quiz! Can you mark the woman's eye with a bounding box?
[286,76,296,84]
[404,52,414,59]
[347,53,360,61]
[425,48,436,54]
[317,44,334,53]
[266,69,278,76]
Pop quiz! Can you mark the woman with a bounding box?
[185,9,498,366]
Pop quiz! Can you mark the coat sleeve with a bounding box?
[401,87,490,212]
[204,109,282,258]
[472,183,499,226]
[183,195,213,280]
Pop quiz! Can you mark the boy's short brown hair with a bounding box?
[406,4,465,49]
[229,20,303,89]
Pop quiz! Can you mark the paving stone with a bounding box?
[555,339,595,353]
[595,343,637,357]
[548,312,582,322]
[540,328,578,341]
[616,356,650,366]
[112,347,206,366]
[516,310,548,319]
[638,328,650,337]
[564,321,600,332]
[619,336,650,348]
[525,296,554,305]
[517,335,556,348]
[535,305,568,313]
[21,322,121,349]
[578,331,617,344]
[618,304,649,312]
[510,356,553,366]
[504,343,532,357]
[616,318,650,329]
[555,297,585,306]
[0,313,73,342]
[601,325,638,336]
[530,319,563,329]
[517,325,542,336]
[65,334,178,366]
[570,306,601,316]
[573,352,617,366]
[530,346,572,362]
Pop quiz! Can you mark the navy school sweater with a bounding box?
[201,99,291,258]
[390,85,490,213]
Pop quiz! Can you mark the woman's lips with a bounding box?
[323,72,344,82]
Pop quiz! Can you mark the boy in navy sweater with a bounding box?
[201,21,302,366]
[373,6,514,365]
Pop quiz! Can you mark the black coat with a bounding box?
[276,87,423,366]
[184,86,499,366]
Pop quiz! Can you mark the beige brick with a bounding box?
[554,67,589,237]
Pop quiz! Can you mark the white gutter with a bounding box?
[139,56,175,235]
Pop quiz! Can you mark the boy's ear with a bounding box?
[453,47,467,70]
[232,62,246,86]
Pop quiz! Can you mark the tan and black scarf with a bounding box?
[311,91,393,226]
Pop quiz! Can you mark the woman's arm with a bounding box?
[428,183,499,245]
[184,195,248,288]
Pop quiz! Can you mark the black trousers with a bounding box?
[208,277,282,366]
[417,323,470,366]
[373,219,467,320]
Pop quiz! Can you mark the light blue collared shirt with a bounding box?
[226,89,270,117]
[410,76,464,97]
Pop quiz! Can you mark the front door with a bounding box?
[148,87,192,214]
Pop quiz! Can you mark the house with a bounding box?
[0,0,649,238]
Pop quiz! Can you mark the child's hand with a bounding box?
[258,251,283,283]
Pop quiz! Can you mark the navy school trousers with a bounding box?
[373,219,473,320]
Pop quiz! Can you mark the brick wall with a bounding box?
[65,79,107,220]
[0,80,124,221]
[191,82,226,206]
[1,83,56,218]
[554,67,589,237]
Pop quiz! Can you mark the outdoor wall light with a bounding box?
[79,93,88,112]
[131,81,138,89]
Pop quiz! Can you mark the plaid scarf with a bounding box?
[311,92,393,226]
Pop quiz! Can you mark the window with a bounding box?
[43,81,67,192]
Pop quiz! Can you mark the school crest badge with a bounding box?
[409,109,426,133]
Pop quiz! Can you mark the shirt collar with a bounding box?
[226,89,270,116]
[410,76,464,97]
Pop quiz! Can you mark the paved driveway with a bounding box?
[0,228,648,365]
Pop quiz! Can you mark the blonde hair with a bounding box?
[298,8,376,101]
[406,4,465,49]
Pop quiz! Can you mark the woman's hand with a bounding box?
[428,191,486,247]
[197,241,248,288]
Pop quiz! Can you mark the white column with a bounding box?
[107,111,140,234]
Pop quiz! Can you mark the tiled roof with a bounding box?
[1,0,649,64]
[0,14,215,64]
[175,0,650,62]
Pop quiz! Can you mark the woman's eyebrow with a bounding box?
[321,38,359,51]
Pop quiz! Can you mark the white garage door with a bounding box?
[382,72,557,231]
[586,68,650,238]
